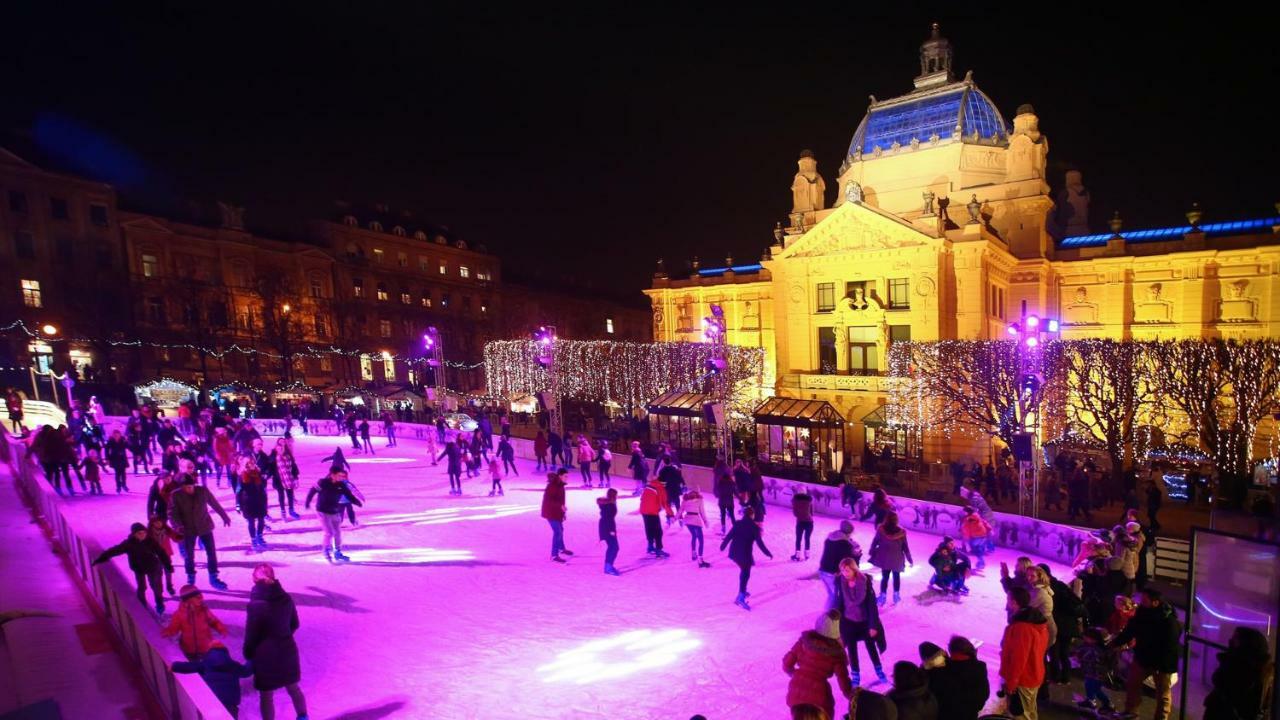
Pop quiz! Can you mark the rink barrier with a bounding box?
[94,417,1093,562]
[0,431,233,720]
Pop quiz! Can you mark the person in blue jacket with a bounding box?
[171,641,253,718]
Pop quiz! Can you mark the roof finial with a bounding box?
[931,22,941,39]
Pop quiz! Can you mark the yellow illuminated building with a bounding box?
[645,25,1280,464]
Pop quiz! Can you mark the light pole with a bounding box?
[423,326,445,402]
[703,305,732,463]
[534,325,561,437]
[279,303,293,383]
[1007,315,1060,518]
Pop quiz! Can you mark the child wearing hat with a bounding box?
[92,521,174,614]
[171,641,253,718]
[162,584,229,658]
[782,610,855,719]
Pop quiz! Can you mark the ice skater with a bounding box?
[106,431,130,492]
[598,488,620,575]
[488,457,505,496]
[320,446,350,473]
[721,506,772,610]
[640,472,673,557]
[92,521,174,615]
[338,474,365,527]
[714,467,736,534]
[236,463,270,550]
[498,435,518,476]
[791,487,814,561]
[438,438,464,495]
[541,469,573,563]
[80,449,105,495]
[833,557,887,686]
[868,511,912,606]
[358,418,374,455]
[596,441,612,487]
[304,466,361,562]
[244,564,309,720]
[926,536,970,595]
[628,441,648,496]
[682,487,710,567]
[148,515,179,596]
[577,435,595,488]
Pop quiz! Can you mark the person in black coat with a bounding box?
[1204,626,1273,720]
[720,507,772,610]
[922,636,989,720]
[598,488,620,576]
[1039,563,1085,683]
[1109,588,1182,719]
[171,642,253,718]
[888,661,939,720]
[92,522,174,614]
[835,557,887,685]
[437,439,464,495]
[498,436,518,476]
[244,564,308,720]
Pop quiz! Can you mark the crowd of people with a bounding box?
[7,391,1275,720]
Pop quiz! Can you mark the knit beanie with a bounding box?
[178,584,201,600]
[839,520,854,535]
[130,522,147,534]
[918,641,946,664]
[814,611,841,640]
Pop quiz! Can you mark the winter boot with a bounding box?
[875,666,887,684]
[734,593,750,610]
[186,573,197,586]
[155,601,165,615]
[257,536,269,550]
[604,565,620,576]
[893,591,901,604]
[208,574,228,590]
[488,490,495,497]
[333,551,350,562]
[324,549,332,562]
[851,671,861,687]
[552,555,566,563]
[498,488,504,496]
[790,553,801,562]
[698,559,711,569]
[655,550,669,558]
[876,592,886,606]
[804,550,810,560]
[289,509,300,520]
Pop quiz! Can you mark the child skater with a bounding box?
[1074,627,1115,713]
[171,641,253,718]
[92,522,173,615]
[682,486,711,568]
[105,431,130,492]
[148,515,179,596]
[488,457,505,496]
[162,584,228,658]
[81,449,105,495]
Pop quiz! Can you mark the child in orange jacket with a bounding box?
[161,584,228,658]
[959,505,992,570]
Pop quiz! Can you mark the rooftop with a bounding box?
[1059,216,1280,248]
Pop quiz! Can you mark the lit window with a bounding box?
[400,291,412,305]
[384,357,396,381]
[439,263,447,275]
[20,279,42,308]
[360,353,373,381]
[320,355,332,372]
[397,252,408,267]
[353,278,365,298]
[380,320,392,337]
[142,253,158,278]
[369,221,383,232]
[418,256,430,272]
[606,318,614,334]
[476,270,492,282]
[376,282,389,301]
[373,249,385,263]
[460,266,470,278]
[421,295,432,308]
[481,303,488,314]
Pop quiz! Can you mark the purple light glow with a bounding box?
[1025,315,1039,328]
[1026,337,1038,348]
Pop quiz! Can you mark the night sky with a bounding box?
[3,5,1276,298]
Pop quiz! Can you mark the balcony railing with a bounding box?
[796,373,890,393]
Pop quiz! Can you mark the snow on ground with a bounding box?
[59,432,1069,720]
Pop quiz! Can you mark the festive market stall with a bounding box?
[860,404,917,462]
[211,383,257,417]
[269,381,322,408]
[134,379,197,412]
[645,390,716,466]
[753,397,845,483]
[374,385,425,416]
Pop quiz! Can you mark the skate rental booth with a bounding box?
[752,396,846,483]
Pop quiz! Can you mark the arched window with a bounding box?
[368,221,383,232]
[392,225,406,237]
[414,230,428,241]
[376,282,389,301]
[454,239,468,250]
[342,215,358,227]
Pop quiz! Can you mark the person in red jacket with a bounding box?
[639,474,673,558]
[783,610,854,719]
[541,469,573,563]
[999,586,1050,720]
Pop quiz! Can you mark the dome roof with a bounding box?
[847,81,1009,159]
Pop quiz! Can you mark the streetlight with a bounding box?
[41,323,58,336]
[1007,314,1061,518]
[534,326,560,436]
[703,304,732,462]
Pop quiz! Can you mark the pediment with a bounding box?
[775,201,935,259]
[119,214,173,232]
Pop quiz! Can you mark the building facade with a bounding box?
[1,148,649,395]
[646,25,1280,464]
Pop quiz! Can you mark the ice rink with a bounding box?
[62,432,1070,720]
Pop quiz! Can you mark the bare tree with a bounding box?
[1053,339,1157,488]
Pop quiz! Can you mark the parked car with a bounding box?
[443,413,479,433]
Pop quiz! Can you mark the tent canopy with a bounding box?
[753,397,844,428]
[646,390,708,418]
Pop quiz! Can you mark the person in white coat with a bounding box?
[682,487,711,568]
